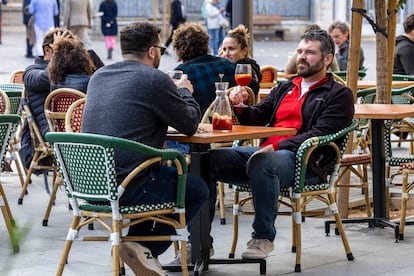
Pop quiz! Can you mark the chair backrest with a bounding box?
[0,115,21,167]
[0,84,25,116]
[8,69,25,84]
[44,88,86,132]
[392,74,414,81]
[46,132,187,208]
[65,98,85,133]
[0,89,11,114]
[391,85,414,104]
[260,65,278,88]
[332,69,366,81]
[294,120,359,193]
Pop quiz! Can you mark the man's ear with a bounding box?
[325,53,334,66]
[148,46,156,59]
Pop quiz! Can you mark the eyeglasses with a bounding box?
[152,45,167,56]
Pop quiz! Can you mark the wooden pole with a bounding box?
[337,0,365,218]
[346,0,364,100]
[387,0,398,97]
[375,0,389,103]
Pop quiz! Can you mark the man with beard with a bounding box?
[208,29,355,259]
[82,22,208,275]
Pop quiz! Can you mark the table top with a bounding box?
[166,123,296,144]
[357,80,414,89]
[354,104,414,120]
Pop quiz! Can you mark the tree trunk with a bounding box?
[375,0,389,103]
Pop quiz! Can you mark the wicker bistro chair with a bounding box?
[3,88,26,185]
[8,69,25,84]
[44,88,86,133]
[45,132,190,276]
[259,65,278,88]
[0,114,22,253]
[229,120,357,272]
[64,98,85,133]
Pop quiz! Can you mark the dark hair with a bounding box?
[403,13,414,33]
[301,29,335,57]
[328,21,349,34]
[172,23,210,62]
[42,28,77,50]
[48,37,96,84]
[304,23,321,33]
[120,22,161,57]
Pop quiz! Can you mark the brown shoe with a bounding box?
[119,242,165,276]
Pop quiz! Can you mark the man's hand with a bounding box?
[175,74,194,94]
[229,86,250,106]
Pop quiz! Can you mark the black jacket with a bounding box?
[235,73,354,180]
[393,35,414,75]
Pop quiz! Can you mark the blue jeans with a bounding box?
[209,146,322,241]
[208,27,225,56]
[125,164,208,257]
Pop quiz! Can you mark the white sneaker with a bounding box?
[165,243,215,266]
[119,242,165,276]
[241,239,274,259]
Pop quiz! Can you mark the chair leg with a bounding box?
[362,164,372,217]
[399,171,409,240]
[0,183,19,252]
[229,190,239,258]
[56,216,81,276]
[293,195,302,272]
[43,174,60,226]
[217,181,226,225]
[18,151,40,204]
[111,220,120,276]
[327,193,354,262]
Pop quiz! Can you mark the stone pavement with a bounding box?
[2,24,414,276]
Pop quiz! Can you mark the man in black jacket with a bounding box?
[394,13,414,75]
[209,29,355,260]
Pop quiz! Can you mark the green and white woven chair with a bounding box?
[229,120,358,272]
[46,132,190,276]
[0,114,21,253]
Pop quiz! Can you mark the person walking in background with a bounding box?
[23,0,34,58]
[63,0,92,48]
[28,0,59,57]
[54,0,60,27]
[164,0,186,54]
[0,0,7,44]
[205,0,227,56]
[225,0,232,28]
[99,0,118,59]
[219,24,262,96]
[394,13,414,75]
[328,20,364,71]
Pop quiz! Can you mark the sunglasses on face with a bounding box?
[152,45,167,56]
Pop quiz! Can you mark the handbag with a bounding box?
[219,13,229,28]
